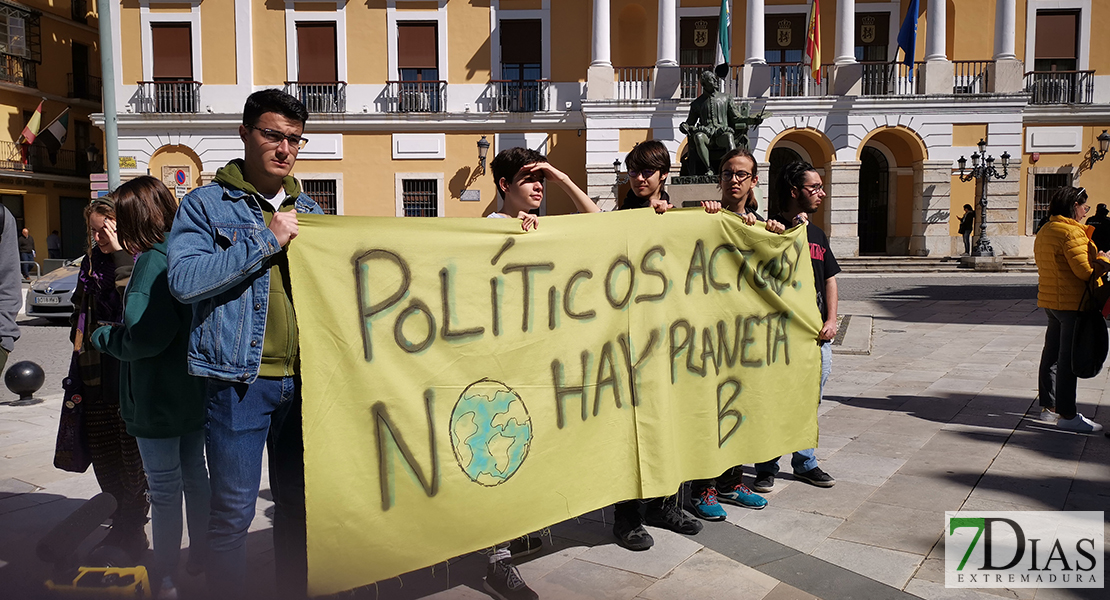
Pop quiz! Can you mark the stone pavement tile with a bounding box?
[637,548,778,600]
[576,526,701,578]
[421,585,492,600]
[949,408,1026,431]
[736,506,843,555]
[924,378,989,395]
[867,474,975,513]
[1062,491,1110,511]
[695,517,798,568]
[958,495,1044,512]
[989,446,1081,475]
[810,538,924,589]
[810,414,878,438]
[809,451,906,488]
[757,553,919,600]
[767,480,877,519]
[963,473,1072,510]
[830,502,939,556]
[760,581,821,600]
[916,429,1007,456]
[722,498,772,525]
[904,578,1032,600]
[821,399,901,422]
[813,433,852,460]
[863,414,946,440]
[530,557,655,600]
[0,478,38,498]
[967,391,1034,412]
[836,431,934,460]
[515,540,589,582]
[896,396,972,422]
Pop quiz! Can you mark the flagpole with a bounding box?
[97,0,120,190]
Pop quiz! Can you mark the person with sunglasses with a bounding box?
[617,141,674,214]
[1033,186,1107,432]
[167,89,324,600]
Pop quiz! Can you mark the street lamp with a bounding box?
[1091,130,1110,164]
[85,143,102,174]
[477,136,491,175]
[957,139,1009,257]
[613,158,631,185]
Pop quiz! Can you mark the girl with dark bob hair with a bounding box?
[90,175,210,598]
[1033,185,1108,432]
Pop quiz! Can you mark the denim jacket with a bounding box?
[167,181,322,383]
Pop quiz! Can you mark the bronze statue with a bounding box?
[679,70,766,177]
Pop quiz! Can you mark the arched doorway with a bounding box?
[858,146,889,254]
[768,146,802,216]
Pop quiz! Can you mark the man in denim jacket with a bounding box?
[167,89,323,600]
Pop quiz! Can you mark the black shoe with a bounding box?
[507,535,543,559]
[793,466,836,488]
[612,520,654,551]
[751,472,775,493]
[97,524,149,563]
[643,503,703,535]
[484,559,538,600]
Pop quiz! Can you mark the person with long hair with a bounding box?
[1033,186,1107,432]
[69,197,149,558]
[90,176,210,598]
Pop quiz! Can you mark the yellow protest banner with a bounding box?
[288,209,823,596]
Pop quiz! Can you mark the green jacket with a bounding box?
[90,240,205,438]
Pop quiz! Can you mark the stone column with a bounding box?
[587,0,615,100]
[982,174,1021,256]
[742,0,770,97]
[826,161,861,259]
[909,160,954,256]
[989,0,1023,93]
[921,0,953,95]
[654,0,681,99]
[831,0,861,96]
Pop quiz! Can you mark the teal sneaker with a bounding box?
[717,483,768,509]
[690,487,727,521]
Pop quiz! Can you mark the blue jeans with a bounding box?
[756,342,832,476]
[20,252,33,278]
[205,376,306,600]
[135,431,210,585]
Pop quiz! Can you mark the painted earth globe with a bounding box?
[449,379,533,486]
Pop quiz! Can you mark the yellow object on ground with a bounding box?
[288,208,823,596]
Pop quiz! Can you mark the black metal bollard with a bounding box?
[4,360,45,406]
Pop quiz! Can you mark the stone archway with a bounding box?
[858,146,890,254]
[148,145,204,201]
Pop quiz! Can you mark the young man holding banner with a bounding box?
[167,89,323,600]
[753,161,839,493]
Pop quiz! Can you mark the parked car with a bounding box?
[25,257,82,322]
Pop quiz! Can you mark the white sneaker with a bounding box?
[1056,414,1104,432]
[1038,407,1059,422]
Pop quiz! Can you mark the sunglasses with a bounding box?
[628,169,658,179]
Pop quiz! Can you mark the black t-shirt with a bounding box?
[771,214,840,323]
[959,210,975,234]
[617,189,670,211]
[1086,214,1110,252]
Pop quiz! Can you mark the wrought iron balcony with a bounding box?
[861,61,924,96]
[768,62,831,97]
[0,141,83,177]
[679,65,743,99]
[615,67,653,102]
[284,81,347,113]
[68,73,101,102]
[137,81,201,113]
[1025,71,1094,105]
[0,54,37,88]
[385,80,446,113]
[490,79,550,112]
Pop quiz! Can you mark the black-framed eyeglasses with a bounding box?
[720,170,752,182]
[800,183,824,194]
[628,168,658,180]
[247,125,308,150]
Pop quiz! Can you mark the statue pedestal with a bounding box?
[667,181,720,208]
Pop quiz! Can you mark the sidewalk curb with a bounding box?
[832,314,872,356]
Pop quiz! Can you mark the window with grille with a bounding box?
[303,179,337,215]
[401,179,438,217]
[1033,173,1071,232]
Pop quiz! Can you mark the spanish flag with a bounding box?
[17,99,43,145]
[805,0,822,84]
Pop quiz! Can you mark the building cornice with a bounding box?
[1023,104,1110,124]
[92,110,587,132]
[0,81,101,111]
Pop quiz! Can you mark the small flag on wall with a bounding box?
[714,0,731,78]
[39,109,70,163]
[18,99,43,145]
[805,0,822,84]
[897,0,920,80]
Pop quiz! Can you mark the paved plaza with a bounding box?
[1,275,1107,600]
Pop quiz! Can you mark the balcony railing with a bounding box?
[616,67,653,102]
[68,73,102,102]
[861,61,923,96]
[284,81,347,113]
[137,81,201,113]
[0,54,37,88]
[680,65,743,99]
[768,63,832,97]
[952,60,991,94]
[0,141,83,177]
[490,80,550,112]
[384,80,446,113]
[1025,71,1094,105]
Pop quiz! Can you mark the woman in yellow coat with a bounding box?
[1034,186,1107,432]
